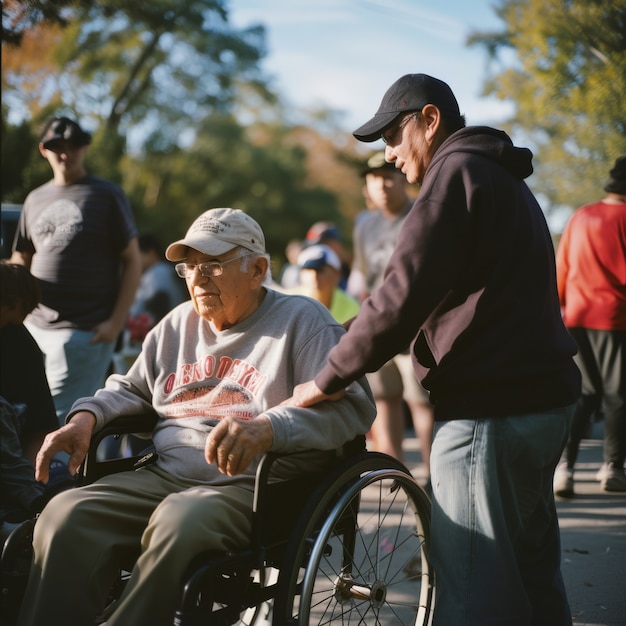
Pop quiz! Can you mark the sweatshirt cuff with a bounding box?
[66,402,104,431]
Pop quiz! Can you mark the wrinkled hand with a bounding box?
[91,318,121,344]
[205,415,274,476]
[279,380,345,409]
[35,412,96,483]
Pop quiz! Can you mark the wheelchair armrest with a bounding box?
[251,435,366,550]
[77,412,158,485]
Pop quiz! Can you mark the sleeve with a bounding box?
[315,175,470,395]
[66,325,159,430]
[106,179,138,250]
[13,195,35,255]
[265,318,376,453]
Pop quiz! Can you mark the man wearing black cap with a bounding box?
[554,156,626,497]
[350,151,434,482]
[10,116,142,426]
[284,73,581,625]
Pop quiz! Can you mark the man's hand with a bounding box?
[35,411,96,483]
[279,380,345,409]
[90,318,121,344]
[205,415,274,476]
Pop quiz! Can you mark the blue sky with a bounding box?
[229,0,514,137]
[228,1,577,231]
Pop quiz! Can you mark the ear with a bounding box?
[38,143,48,159]
[421,104,442,144]
[249,255,269,285]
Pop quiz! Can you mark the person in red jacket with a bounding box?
[554,156,626,496]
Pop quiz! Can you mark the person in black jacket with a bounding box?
[0,262,57,466]
[283,74,581,626]
[0,262,69,524]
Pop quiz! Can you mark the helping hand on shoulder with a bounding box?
[280,380,345,408]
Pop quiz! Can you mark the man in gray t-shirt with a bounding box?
[11,117,142,422]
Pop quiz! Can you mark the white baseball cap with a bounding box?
[165,208,266,261]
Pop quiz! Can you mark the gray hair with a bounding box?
[239,248,272,284]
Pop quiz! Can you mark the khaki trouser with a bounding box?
[18,465,254,626]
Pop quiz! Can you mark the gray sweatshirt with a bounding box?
[69,288,375,488]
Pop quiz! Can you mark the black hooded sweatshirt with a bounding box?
[316,126,581,420]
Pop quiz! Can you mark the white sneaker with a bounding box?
[554,463,574,498]
[601,464,626,492]
[596,463,611,481]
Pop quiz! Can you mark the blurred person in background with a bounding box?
[1,262,71,528]
[125,233,187,346]
[0,261,57,465]
[10,116,141,425]
[278,238,305,289]
[288,243,360,324]
[304,221,352,290]
[554,156,626,496]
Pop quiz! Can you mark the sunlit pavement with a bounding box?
[400,420,626,626]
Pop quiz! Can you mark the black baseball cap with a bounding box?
[353,74,460,143]
[40,117,92,150]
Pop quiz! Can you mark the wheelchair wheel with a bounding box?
[275,454,434,625]
[206,566,276,626]
[175,553,277,626]
[0,518,36,626]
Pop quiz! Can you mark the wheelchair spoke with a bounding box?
[274,459,434,626]
[300,476,430,624]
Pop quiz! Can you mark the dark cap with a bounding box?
[40,117,92,150]
[361,151,397,176]
[603,156,626,195]
[353,73,460,143]
[305,221,342,244]
[297,244,342,271]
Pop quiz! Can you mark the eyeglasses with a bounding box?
[175,252,252,279]
[381,112,420,145]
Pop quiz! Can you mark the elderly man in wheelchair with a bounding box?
[12,208,433,626]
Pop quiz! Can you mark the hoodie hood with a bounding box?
[433,126,534,181]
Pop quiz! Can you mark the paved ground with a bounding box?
[400,420,626,626]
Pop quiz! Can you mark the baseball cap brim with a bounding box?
[353,111,400,143]
[165,237,237,262]
[164,208,266,262]
[40,118,92,150]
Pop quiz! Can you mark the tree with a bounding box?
[2,1,271,151]
[1,0,368,266]
[2,0,87,46]
[119,112,360,271]
[468,0,626,213]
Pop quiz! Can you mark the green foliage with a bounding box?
[1,0,376,266]
[122,114,348,271]
[0,110,50,202]
[3,1,269,151]
[468,0,626,214]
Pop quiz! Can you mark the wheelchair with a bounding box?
[2,414,435,625]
